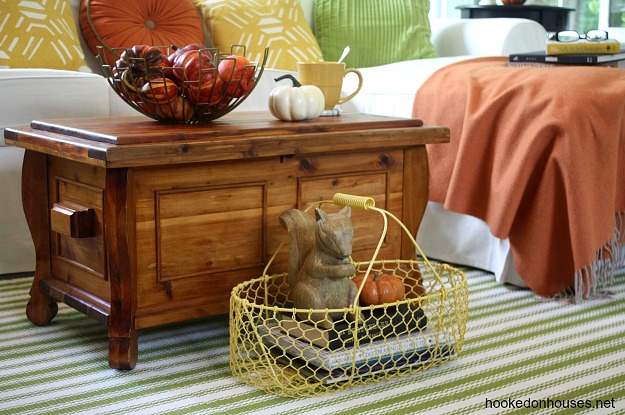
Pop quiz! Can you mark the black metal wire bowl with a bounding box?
[96,45,268,124]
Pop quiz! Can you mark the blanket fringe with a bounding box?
[567,211,625,302]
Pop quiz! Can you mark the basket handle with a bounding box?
[262,193,442,307]
[332,192,438,266]
[330,193,443,307]
[332,193,376,210]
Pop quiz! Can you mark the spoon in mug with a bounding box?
[337,46,350,63]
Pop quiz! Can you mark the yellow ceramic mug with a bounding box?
[297,62,363,111]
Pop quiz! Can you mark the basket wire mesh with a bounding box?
[230,193,468,397]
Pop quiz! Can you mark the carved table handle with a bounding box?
[50,201,95,238]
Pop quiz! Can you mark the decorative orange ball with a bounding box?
[352,272,405,306]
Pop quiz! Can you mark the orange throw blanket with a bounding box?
[412,57,625,298]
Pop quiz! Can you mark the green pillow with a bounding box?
[313,0,437,68]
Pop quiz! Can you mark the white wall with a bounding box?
[430,0,468,19]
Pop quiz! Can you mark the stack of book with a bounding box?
[508,36,625,67]
[279,303,427,350]
[257,306,455,384]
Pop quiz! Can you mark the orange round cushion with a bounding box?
[80,0,205,66]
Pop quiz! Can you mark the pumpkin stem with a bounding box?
[274,74,302,88]
[373,272,380,281]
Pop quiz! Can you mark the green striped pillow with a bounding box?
[313,0,437,68]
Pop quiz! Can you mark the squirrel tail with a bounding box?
[279,208,316,289]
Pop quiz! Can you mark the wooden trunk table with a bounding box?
[4,112,449,369]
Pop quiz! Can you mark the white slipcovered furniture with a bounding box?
[0,0,547,284]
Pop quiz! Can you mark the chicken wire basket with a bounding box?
[96,44,267,123]
[230,193,468,397]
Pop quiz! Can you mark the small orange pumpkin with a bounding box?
[352,272,405,305]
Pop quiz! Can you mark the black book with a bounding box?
[259,316,445,372]
[279,303,428,350]
[509,51,625,65]
[274,341,455,385]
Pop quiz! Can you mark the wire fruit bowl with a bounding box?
[97,45,267,124]
[230,193,468,397]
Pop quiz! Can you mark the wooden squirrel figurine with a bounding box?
[279,206,360,329]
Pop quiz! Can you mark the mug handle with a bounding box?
[337,68,363,105]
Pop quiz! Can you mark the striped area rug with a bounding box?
[1,267,624,414]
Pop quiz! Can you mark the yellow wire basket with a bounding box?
[230,193,468,397]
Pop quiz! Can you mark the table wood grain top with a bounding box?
[4,112,449,168]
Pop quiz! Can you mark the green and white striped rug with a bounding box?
[1,267,624,415]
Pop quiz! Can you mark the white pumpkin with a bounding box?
[268,74,325,121]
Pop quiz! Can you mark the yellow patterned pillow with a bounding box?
[0,1,88,71]
[196,0,322,71]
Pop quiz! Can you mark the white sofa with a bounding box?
[0,0,548,280]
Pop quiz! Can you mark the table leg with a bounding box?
[104,168,138,370]
[402,145,429,260]
[402,145,429,297]
[22,150,58,325]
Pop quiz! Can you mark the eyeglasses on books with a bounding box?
[552,30,609,42]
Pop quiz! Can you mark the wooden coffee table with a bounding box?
[4,112,449,369]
